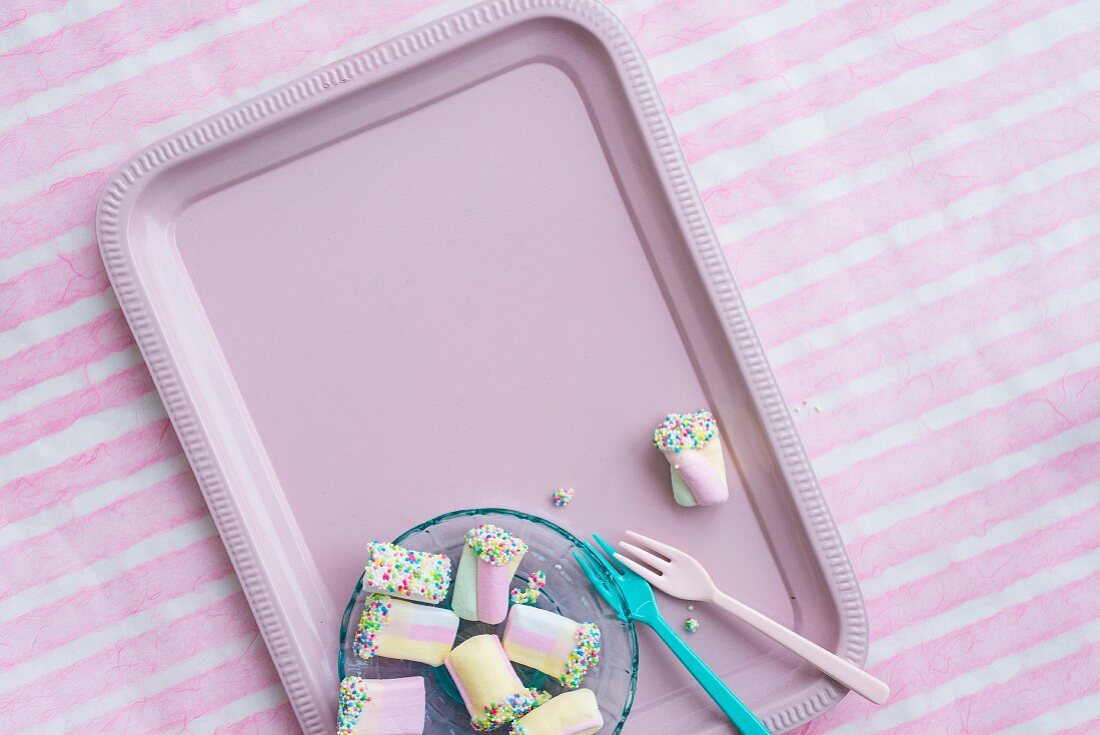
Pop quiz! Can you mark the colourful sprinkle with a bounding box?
[684,618,700,633]
[466,524,528,566]
[336,676,372,735]
[470,688,550,731]
[560,622,601,688]
[363,541,451,604]
[353,594,393,660]
[509,571,547,606]
[551,487,574,507]
[653,410,718,453]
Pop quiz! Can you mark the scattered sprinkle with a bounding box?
[466,524,528,566]
[554,563,563,571]
[470,688,550,731]
[353,594,393,660]
[551,487,575,507]
[364,541,451,604]
[687,604,694,611]
[814,404,823,413]
[794,406,801,413]
[684,618,700,633]
[653,410,717,453]
[560,622,601,688]
[510,571,547,606]
[336,677,372,735]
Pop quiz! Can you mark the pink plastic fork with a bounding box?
[615,530,890,705]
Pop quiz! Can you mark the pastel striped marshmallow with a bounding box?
[354,594,459,667]
[452,524,528,624]
[444,634,550,731]
[362,541,452,604]
[502,605,600,688]
[336,676,425,735]
[509,689,604,735]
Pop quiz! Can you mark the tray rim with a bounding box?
[95,1,870,732]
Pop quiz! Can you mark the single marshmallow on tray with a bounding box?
[444,634,550,731]
[354,594,460,667]
[509,689,603,735]
[337,676,425,735]
[363,541,452,604]
[652,409,729,507]
[452,524,528,624]
[502,605,600,688]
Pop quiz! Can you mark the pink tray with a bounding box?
[97,2,869,733]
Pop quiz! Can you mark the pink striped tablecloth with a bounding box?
[2,0,1098,732]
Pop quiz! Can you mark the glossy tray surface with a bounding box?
[96,1,869,732]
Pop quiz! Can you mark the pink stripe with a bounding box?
[628,0,787,59]
[0,309,133,403]
[0,364,154,455]
[506,625,559,654]
[827,363,1100,523]
[775,239,1098,411]
[754,160,1100,356]
[1,471,200,598]
[849,440,1100,578]
[405,622,458,645]
[0,592,261,731]
[868,504,1100,641]
[0,0,269,108]
[0,419,182,526]
[0,537,234,671]
[661,0,953,119]
[0,243,109,330]
[0,171,108,260]
[804,291,1100,460]
[213,701,296,734]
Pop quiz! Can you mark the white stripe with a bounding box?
[0,345,144,422]
[0,226,92,282]
[768,211,1100,369]
[817,339,1100,478]
[831,617,1100,735]
[0,391,166,487]
[870,549,1100,665]
[31,631,263,735]
[0,0,129,55]
[743,137,1100,309]
[668,0,1005,137]
[166,684,287,734]
[0,515,217,625]
[999,690,1100,734]
[0,575,240,693]
[861,482,1100,599]
[718,64,1100,244]
[0,292,117,362]
[810,277,1100,411]
[647,0,855,80]
[842,416,1100,540]
[0,454,190,550]
[693,1,1100,188]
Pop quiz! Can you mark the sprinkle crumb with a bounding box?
[552,488,575,507]
[687,604,694,611]
[814,404,823,413]
[684,618,700,633]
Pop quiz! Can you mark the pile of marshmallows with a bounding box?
[338,526,602,735]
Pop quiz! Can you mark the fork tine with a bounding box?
[618,541,670,571]
[625,530,679,558]
[572,550,600,582]
[613,552,662,585]
[591,534,625,572]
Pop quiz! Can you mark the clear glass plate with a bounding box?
[338,508,638,734]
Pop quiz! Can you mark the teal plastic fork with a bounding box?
[575,535,771,735]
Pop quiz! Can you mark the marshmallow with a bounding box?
[444,634,550,731]
[337,676,425,735]
[653,410,729,507]
[509,689,603,735]
[354,594,459,667]
[452,525,528,624]
[362,541,452,604]
[502,606,600,688]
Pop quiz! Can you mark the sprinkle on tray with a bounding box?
[552,487,575,507]
[684,618,700,633]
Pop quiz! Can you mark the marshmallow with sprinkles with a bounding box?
[337,675,425,735]
[354,593,459,667]
[444,634,550,731]
[362,541,452,604]
[652,409,729,507]
[452,525,529,624]
[502,605,601,688]
[508,689,604,735]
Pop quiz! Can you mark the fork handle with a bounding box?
[641,615,771,735]
[712,591,890,704]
